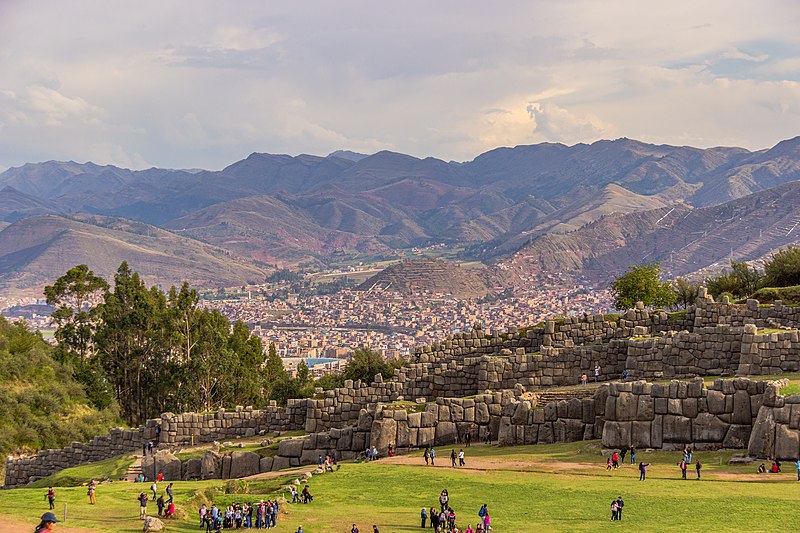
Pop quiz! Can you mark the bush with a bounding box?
[764,246,800,288]
[750,285,800,305]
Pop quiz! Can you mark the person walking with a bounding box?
[87,480,97,505]
[138,492,149,520]
[424,447,430,465]
[165,482,174,504]
[630,446,636,464]
[581,373,587,386]
[450,449,457,468]
[696,460,702,479]
[795,458,800,480]
[639,462,650,481]
[46,487,56,510]
[594,365,601,383]
[34,512,61,533]
[616,496,624,520]
[465,431,472,447]
[620,446,628,464]
[420,507,427,528]
[430,447,436,466]
[156,494,164,516]
[150,480,158,501]
[679,460,688,479]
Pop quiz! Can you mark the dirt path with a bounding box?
[382,453,600,474]
[2,515,96,533]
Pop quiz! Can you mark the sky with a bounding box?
[0,1,799,171]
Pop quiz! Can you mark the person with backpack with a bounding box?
[420,507,427,528]
[478,504,488,522]
[615,496,624,520]
[165,482,174,503]
[138,492,149,520]
[639,462,650,481]
[46,487,56,510]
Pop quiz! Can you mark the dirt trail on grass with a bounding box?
[3,515,95,533]
[382,454,600,474]
[243,466,313,481]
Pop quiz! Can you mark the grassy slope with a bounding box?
[27,456,136,489]
[3,441,800,532]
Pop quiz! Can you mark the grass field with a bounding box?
[3,440,799,532]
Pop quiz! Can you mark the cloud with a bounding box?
[527,102,611,143]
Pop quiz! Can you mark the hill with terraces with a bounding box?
[356,257,497,298]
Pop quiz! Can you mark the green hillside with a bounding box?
[0,316,119,458]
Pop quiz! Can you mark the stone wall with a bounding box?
[738,324,800,375]
[601,377,775,451]
[4,405,304,488]
[748,383,800,460]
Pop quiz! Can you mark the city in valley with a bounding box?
[0,269,613,377]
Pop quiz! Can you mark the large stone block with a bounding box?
[636,396,654,421]
[747,408,776,458]
[616,392,637,421]
[723,425,752,449]
[774,425,800,461]
[370,418,397,451]
[200,451,222,480]
[259,456,274,473]
[631,421,651,448]
[229,451,261,478]
[183,458,201,480]
[707,390,726,414]
[663,415,692,443]
[435,421,458,446]
[278,438,305,458]
[602,421,632,448]
[692,413,728,442]
[732,390,752,425]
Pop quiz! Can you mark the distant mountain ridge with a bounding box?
[1,136,800,294]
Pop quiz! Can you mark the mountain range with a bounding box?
[1,136,800,295]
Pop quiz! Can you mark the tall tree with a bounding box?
[44,265,108,361]
[343,347,394,383]
[610,263,676,310]
[168,282,199,363]
[262,343,289,402]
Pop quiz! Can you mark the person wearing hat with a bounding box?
[34,511,60,532]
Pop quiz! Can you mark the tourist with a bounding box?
[290,485,300,503]
[388,444,394,457]
[620,446,627,464]
[373,525,380,533]
[148,440,154,455]
[478,504,488,521]
[150,480,158,501]
[594,365,601,382]
[34,511,61,533]
[459,449,465,466]
[451,449,457,467]
[482,510,490,530]
[795,458,800,480]
[142,442,148,456]
[421,507,427,528]
[465,525,474,533]
[365,447,371,461]
[439,489,449,512]
[351,524,359,533]
[371,446,379,461]
[296,526,304,533]
[615,496,624,520]
[679,460,688,479]
[606,457,612,470]
[430,508,439,530]
[156,494,164,516]
[318,454,324,466]
[46,486,55,510]
[484,430,491,445]
[301,485,313,503]
[465,431,472,447]
[770,461,781,473]
[138,492,148,520]
[610,499,619,521]
[581,373,587,386]
[639,462,650,481]
[696,460,702,479]
[165,501,175,519]
[87,480,97,505]
[199,504,207,528]
[424,447,430,465]
[430,447,436,465]
[630,446,636,464]
[166,482,174,503]
[683,446,692,464]
[157,471,164,482]
[611,450,619,469]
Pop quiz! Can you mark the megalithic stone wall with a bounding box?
[601,377,782,451]
[748,382,800,460]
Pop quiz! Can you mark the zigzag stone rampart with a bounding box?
[5,293,800,487]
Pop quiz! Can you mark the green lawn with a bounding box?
[3,441,800,532]
[28,455,136,488]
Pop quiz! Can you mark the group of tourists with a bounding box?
[676,446,702,479]
[199,500,281,530]
[419,489,491,532]
[138,481,175,520]
[363,446,380,461]
[606,446,637,470]
[423,447,437,465]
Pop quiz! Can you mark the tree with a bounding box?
[296,360,312,386]
[262,343,289,403]
[673,278,701,309]
[343,347,395,384]
[764,246,800,288]
[706,261,764,299]
[609,263,676,310]
[44,265,109,362]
